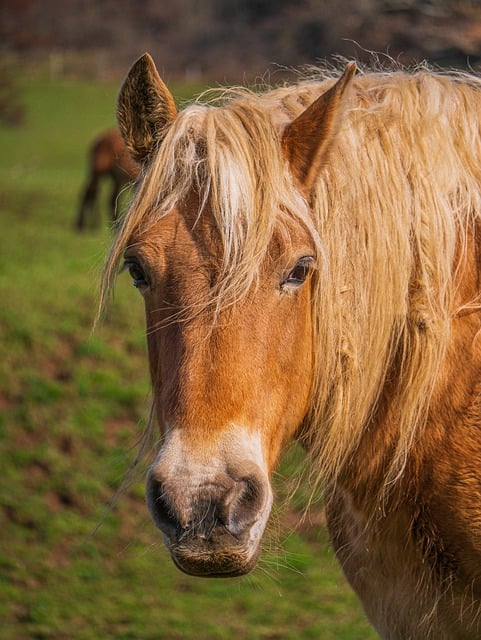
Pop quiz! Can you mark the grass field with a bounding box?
[0,69,377,639]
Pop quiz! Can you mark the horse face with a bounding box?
[124,202,316,576]
[116,54,356,576]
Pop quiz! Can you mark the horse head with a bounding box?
[114,53,355,577]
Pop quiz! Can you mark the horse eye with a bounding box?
[124,259,149,290]
[282,257,315,289]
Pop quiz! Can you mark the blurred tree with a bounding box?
[0,66,25,126]
[1,0,480,80]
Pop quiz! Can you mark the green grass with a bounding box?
[0,71,377,639]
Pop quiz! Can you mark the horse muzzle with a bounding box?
[146,460,273,577]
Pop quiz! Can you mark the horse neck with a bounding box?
[334,223,481,510]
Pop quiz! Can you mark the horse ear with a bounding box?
[117,53,178,165]
[282,62,357,192]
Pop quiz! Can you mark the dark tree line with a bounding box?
[1,0,481,81]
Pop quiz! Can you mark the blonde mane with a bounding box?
[102,65,481,488]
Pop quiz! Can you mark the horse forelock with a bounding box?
[102,66,481,491]
[103,91,315,310]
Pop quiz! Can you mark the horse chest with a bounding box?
[326,483,481,639]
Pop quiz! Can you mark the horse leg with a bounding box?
[76,173,100,231]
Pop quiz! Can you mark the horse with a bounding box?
[76,128,139,230]
[101,53,481,638]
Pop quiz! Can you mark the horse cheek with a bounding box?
[269,289,314,458]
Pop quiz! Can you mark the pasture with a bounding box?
[0,70,376,639]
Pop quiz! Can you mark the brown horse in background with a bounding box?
[76,128,138,230]
[102,53,481,638]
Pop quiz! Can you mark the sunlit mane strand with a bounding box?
[305,69,481,487]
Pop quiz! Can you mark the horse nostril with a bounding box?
[146,474,180,541]
[227,474,267,536]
